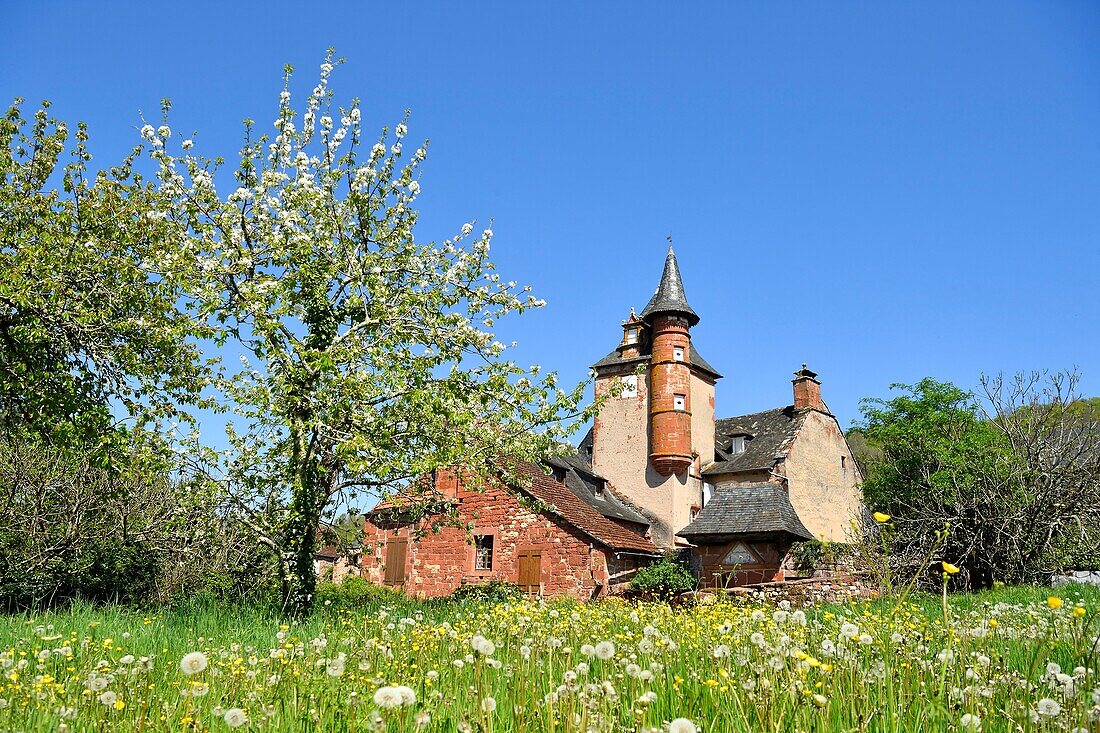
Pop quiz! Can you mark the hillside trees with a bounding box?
[147,55,591,615]
[858,372,1100,587]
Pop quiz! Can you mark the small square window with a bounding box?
[620,375,638,398]
[673,394,686,411]
[474,534,494,571]
[625,328,638,344]
[673,347,684,361]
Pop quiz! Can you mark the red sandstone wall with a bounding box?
[362,479,615,600]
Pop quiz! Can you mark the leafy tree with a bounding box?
[0,100,206,447]
[147,54,592,616]
[858,372,1100,588]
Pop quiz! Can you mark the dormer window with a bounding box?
[729,436,745,454]
[673,394,686,411]
[593,479,606,499]
[672,346,684,362]
[625,328,639,345]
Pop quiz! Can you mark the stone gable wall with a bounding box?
[781,411,864,543]
[362,482,627,599]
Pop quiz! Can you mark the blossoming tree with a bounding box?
[147,53,591,615]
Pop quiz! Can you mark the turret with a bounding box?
[642,247,699,476]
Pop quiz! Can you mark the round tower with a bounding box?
[641,247,700,476]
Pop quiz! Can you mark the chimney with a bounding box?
[792,364,823,411]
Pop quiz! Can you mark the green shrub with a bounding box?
[447,580,525,604]
[315,577,404,612]
[630,554,696,600]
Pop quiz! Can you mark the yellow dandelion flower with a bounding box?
[873,512,891,523]
[942,562,960,575]
[1047,596,1063,610]
[1073,607,1087,618]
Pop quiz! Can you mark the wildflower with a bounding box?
[223,708,247,728]
[180,651,208,675]
[873,512,891,523]
[1047,596,1063,610]
[396,686,417,705]
[713,644,731,659]
[840,622,860,639]
[325,658,345,677]
[960,713,981,731]
[481,696,497,713]
[812,694,828,708]
[373,686,404,709]
[415,710,431,729]
[594,641,615,660]
[669,718,697,733]
[97,691,117,707]
[1073,606,1087,618]
[86,676,108,692]
[942,562,960,575]
[1036,698,1061,716]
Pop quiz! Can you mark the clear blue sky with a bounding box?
[4,2,1099,434]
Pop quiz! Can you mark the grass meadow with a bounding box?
[2,584,1099,732]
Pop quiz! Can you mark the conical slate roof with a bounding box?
[639,247,699,326]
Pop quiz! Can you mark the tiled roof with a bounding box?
[509,460,659,554]
[704,406,807,475]
[639,247,700,326]
[677,483,813,542]
[591,343,721,379]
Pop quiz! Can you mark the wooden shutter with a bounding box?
[516,551,541,598]
[384,537,407,586]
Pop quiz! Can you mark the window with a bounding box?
[620,374,638,398]
[841,455,847,470]
[673,393,686,411]
[729,436,745,454]
[474,534,494,571]
[689,506,700,522]
[673,346,684,361]
[593,479,606,499]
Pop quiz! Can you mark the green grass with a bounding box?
[2,584,1099,732]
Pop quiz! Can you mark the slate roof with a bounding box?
[591,343,721,379]
[639,247,700,326]
[545,454,651,526]
[677,483,813,543]
[704,406,807,475]
[366,461,658,555]
[508,460,658,554]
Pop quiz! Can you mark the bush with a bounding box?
[314,578,405,612]
[447,580,525,604]
[630,554,696,600]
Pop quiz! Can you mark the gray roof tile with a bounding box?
[678,483,813,542]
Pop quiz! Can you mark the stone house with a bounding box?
[361,462,659,599]
[587,247,864,586]
[361,248,863,596]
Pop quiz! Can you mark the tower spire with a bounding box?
[640,245,699,326]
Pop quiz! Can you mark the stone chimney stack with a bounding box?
[792,364,824,411]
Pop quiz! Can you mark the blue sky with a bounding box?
[4,2,1099,435]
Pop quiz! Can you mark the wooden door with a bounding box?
[384,537,407,586]
[516,551,541,598]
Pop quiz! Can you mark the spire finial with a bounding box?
[666,233,674,254]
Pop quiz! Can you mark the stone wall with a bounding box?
[782,410,864,543]
[362,479,617,599]
[721,574,879,606]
